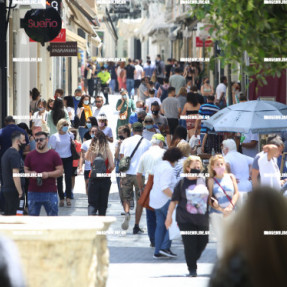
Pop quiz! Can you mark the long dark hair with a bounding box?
[88,116,98,127]
[78,95,90,108]
[89,130,109,157]
[187,92,199,107]
[64,95,74,108]
[31,88,40,101]
[170,126,187,147]
[52,98,65,126]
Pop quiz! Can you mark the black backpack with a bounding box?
[160,85,168,102]
[156,61,162,75]
[90,154,107,178]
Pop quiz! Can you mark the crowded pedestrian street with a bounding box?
[1,1,287,287]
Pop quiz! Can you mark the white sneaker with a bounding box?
[121,213,131,230]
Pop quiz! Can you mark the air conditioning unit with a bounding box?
[12,0,46,9]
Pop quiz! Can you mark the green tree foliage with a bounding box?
[192,0,287,85]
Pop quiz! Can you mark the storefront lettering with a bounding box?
[28,18,58,28]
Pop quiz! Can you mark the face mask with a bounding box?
[119,135,125,140]
[98,122,105,127]
[214,166,225,176]
[206,80,210,84]
[187,86,191,89]
[91,134,95,138]
[76,96,81,101]
[62,126,68,133]
[136,108,144,113]
[18,142,25,150]
[145,124,153,129]
[123,95,127,100]
[84,100,89,105]
[189,168,201,174]
[152,110,159,116]
[86,123,92,129]
[39,108,44,112]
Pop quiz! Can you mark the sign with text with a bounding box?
[46,0,62,15]
[50,41,78,56]
[30,28,66,42]
[196,37,213,48]
[23,7,62,45]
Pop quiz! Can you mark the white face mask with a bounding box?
[136,108,143,113]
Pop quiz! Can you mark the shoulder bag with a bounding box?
[69,133,80,160]
[213,177,235,209]
[119,137,143,172]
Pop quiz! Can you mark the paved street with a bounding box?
[51,93,217,287]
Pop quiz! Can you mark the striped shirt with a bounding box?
[198,103,220,133]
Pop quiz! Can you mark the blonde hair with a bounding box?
[208,154,226,178]
[177,141,191,157]
[183,155,203,173]
[56,119,69,132]
[178,87,187,97]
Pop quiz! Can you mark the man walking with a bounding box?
[215,76,227,109]
[1,131,26,215]
[169,67,186,96]
[97,66,111,105]
[125,59,136,99]
[120,122,151,233]
[155,55,165,85]
[24,132,63,216]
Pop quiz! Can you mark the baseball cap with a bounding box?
[120,88,128,95]
[132,122,143,132]
[152,133,165,143]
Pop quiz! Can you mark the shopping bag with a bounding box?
[168,209,181,240]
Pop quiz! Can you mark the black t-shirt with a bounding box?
[165,64,172,79]
[125,64,135,79]
[84,131,92,141]
[1,148,25,191]
[172,178,209,227]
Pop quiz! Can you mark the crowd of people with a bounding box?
[0,55,286,279]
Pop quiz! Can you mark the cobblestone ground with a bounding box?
[41,93,217,287]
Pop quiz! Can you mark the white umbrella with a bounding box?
[204,100,287,134]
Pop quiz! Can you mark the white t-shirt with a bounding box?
[145,97,161,112]
[92,106,108,118]
[224,150,253,192]
[99,126,113,139]
[258,152,281,191]
[49,132,74,158]
[81,139,92,170]
[215,83,226,101]
[32,111,47,127]
[137,145,165,183]
[142,128,161,141]
[66,107,75,121]
[134,65,144,80]
[242,131,259,158]
[150,160,177,209]
[120,135,151,175]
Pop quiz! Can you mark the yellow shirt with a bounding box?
[97,71,111,84]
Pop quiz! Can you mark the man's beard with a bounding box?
[38,144,46,150]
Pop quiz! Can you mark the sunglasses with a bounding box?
[145,121,153,124]
[35,138,46,142]
[95,101,102,103]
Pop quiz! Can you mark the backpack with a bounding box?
[160,85,168,102]
[156,61,162,75]
[90,154,107,178]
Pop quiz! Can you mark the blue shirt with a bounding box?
[198,103,220,133]
[73,97,80,113]
[0,125,29,162]
[129,113,138,125]
[144,66,155,78]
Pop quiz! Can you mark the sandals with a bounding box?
[66,199,72,207]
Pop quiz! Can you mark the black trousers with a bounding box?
[88,178,111,216]
[57,156,73,200]
[87,79,94,97]
[101,84,109,104]
[167,118,179,135]
[3,188,19,215]
[178,223,209,272]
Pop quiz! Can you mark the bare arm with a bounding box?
[163,187,172,198]
[165,200,179,229]
[136,172,144,191]
[242,140,258,149]
[251,168,259,187]
[12,168,24,198]
[207,178,224,212]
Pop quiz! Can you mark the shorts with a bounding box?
[167,118,179,135]
[134,79,141,89]
[84,170,91,180]
[72,167,78,176]
[121,174,144,202]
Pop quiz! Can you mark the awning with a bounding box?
[65,0,96,36]
[104,8,118,41]
[117,18,145,39]
[66,29,87,51]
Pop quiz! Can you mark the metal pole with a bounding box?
[228,63,232,105]
[202,39,205,75]
[0,0,7,126]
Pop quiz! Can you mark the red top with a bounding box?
[73,140,82,168]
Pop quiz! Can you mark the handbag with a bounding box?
[138,174,154,211]
[119,103,128,120]
[168,209,181,240]
[70,134,80,160]
[119,137,144,172]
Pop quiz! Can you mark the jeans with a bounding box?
[88,178,112,216]
[146,208,156,245]
[101,84,109,104]
[87,79,94,97]
[178,223,209,272]
[28,192,58,216]
[57,156,73,200]
[109,79,116,94]
[126,79,134,99]
[3,188,19,215]
[78,127,88,142]
[154,200,172,255]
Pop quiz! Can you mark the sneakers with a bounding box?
[153,253,170,259]
[121,213,131,230]
[159,249,177,258]
[188,270,197,277]
[133,226,144,234]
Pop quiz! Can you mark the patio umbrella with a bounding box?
[204,99,287,134]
